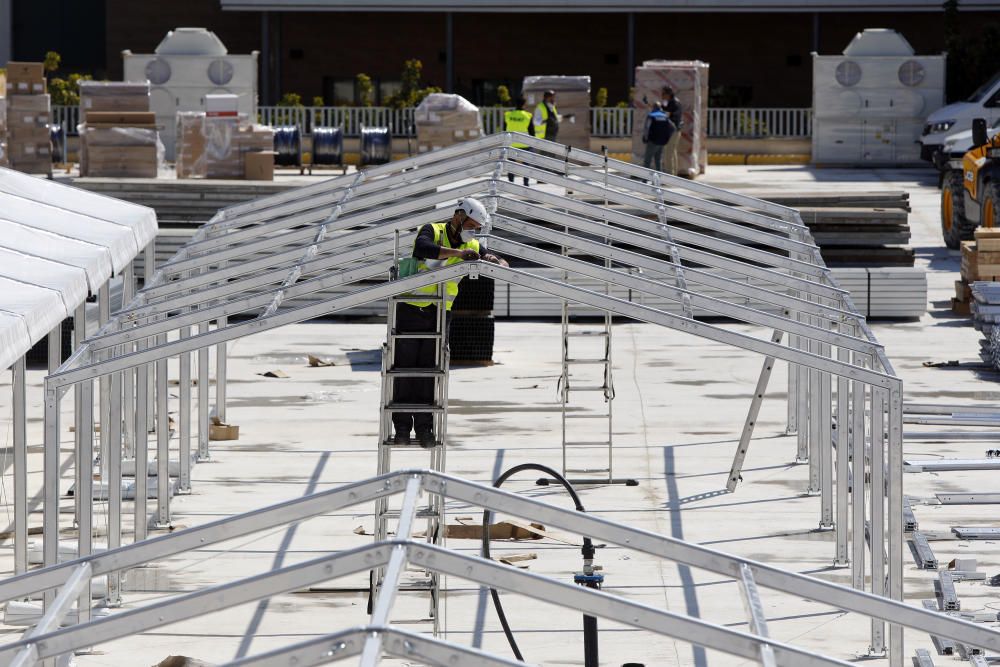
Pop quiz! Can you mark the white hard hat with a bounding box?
[456,197,489,226]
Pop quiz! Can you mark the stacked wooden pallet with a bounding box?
[954,229,1000,316]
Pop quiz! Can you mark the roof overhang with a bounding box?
[221,0,1000,11]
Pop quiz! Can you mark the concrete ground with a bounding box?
[0,165,998,666]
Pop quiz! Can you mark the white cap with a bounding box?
[455,197,489,226]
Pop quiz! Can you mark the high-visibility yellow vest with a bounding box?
[504,109,532,148]
[408,222,481,310]
[533,102,557,140]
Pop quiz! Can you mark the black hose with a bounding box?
[481,463,595,663]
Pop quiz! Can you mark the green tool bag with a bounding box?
[397,257,420,279]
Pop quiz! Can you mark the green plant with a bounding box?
[277,92,304,107]
[496,85,511,107]
[356,73,374,107]
[312,96,324,107]
[49,72,92,106]
[43,51,60,74]
[595,87,608,108]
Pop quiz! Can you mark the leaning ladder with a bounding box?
[373,284,449,633]
[558,146,619,485]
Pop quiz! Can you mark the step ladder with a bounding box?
[373,285,449,633]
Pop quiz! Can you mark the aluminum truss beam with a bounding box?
[5,471,996,662]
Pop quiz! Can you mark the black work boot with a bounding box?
[393,431,411,446]
[416,430,436,449]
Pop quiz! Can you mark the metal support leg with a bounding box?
[155,354,171,529]
[887,384,904,667]
[12,357,27,575]
[870,387,886,655]
[216,316,228,424]
[77,379,93,622]
[796,361,808,462]
[134,360,149,542]
[123,265,135,460]
[786,336,797,435]
[197,322,210,462]
[73,304,86,529]
[107,372,122,605]
[727,328,783,492]
[179,326,192,493]
[42,384,61,608]
[851,364,867,591]
[807,357,821,494]
[819,354,833,529]
[835,341,850,566]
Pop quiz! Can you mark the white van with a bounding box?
[920,70,1000,163]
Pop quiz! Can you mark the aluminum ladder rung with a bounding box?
[565,358,611,365]
[564,413,611,419]
[564,441,612,447]
[381,438,443,449]
[566,330,609,337]
[379,507,440,520]
[382,403,446,413]
[565,467,611,474]
[390,295,445,304]
[386,368,446,377]
[389,331,445,340]
[566,385,609,392]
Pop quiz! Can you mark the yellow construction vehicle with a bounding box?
[942,118,1000,248]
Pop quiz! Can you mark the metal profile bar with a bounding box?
[89,259,396,351]
[52,263,895,389]
[179,326,192,492]
[936,493,1000,504]
[737,563,777,667]
[910,531,938,569]
[12,357,27,575]
[820,363,834,528]
[913,648,935,667]
[952,527,1000,539]
[486,237,872,353]
[77,379,93,623]
[728,331,782,492]
[495,185,830,281]
[510,134,802,223]
[904,415,1000,426]
[835,338,850,565]
[216,316,227,424]
[108,371,123,604]
[886,384,905,667]
[904,460,1000,472]
[134,359,148,542]
[420,472,1000,653]
[227,626,525,667]
[938,571,959,611]
[488,227,859,326]
[507,150,808,241]
[197,321,210,462]
[903,403,1000,416]
[155,357,170,527]
[9,563,91,667]
[0,473,412,604]
[360,477,421,666]
[8,470,995,653]
[870,387,886,654]
[903,498,918,532]
[42,385,61,606]
[494,191,846,302]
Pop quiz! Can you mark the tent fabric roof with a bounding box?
[0,167,158,371]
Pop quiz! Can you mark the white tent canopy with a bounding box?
[0,167,158,371]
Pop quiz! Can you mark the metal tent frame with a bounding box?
[3,471,998,667]
[35,133,907,662]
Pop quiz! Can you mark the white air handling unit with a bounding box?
[123,28,258,161]
[812,28,944,164]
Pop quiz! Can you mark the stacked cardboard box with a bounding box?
[79,81,151,114]
[177,111,274,180]
[522,76,591,151]
[4,63,51,175]
[0,95,7,168]
[954,228,1000,315]
[79,82,157,178]
[631,60,710,178]
[415,93,483,153]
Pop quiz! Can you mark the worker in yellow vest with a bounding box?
[394,198,508,448]
[503,96,534,186]
[533,89,560,142]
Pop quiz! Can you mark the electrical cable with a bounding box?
[481,462,597,664]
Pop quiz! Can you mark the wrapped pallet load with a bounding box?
[78,81,158,177]
[4,62,51,176]
[177,110,274,179]
[79,81,151,114]
[631,60,709,178]
[415,93,482,153]
[522,75,591,150]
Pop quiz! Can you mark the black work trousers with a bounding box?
[392,302,449,435]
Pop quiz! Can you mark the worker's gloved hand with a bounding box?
[483,254,509,268]
[460,249,480,261]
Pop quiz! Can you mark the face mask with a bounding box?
[461,229,476,243]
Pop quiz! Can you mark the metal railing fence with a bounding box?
[53,105,813,139]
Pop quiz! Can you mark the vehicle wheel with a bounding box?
[983,181,1000,230]
[941,170,967,249]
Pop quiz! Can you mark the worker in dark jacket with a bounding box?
[393,198,507,448]
[641,102,675,172]
[661,86,684,176]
